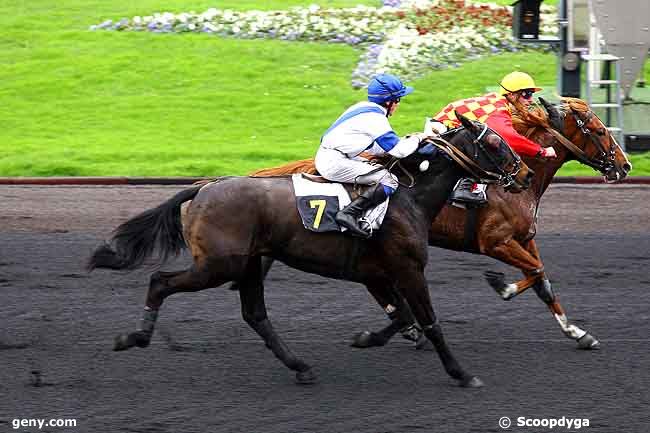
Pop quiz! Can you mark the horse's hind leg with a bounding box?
[237,256,315,385]
[114,266,226,351]
[227,256,274,291]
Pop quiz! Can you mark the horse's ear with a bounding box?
[538,97,563,131]
[455,111,475,131]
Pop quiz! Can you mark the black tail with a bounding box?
[87,186,202,271]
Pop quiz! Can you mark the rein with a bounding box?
[386,158,416,188]
[382,124,520,188]
[427,135,509,184]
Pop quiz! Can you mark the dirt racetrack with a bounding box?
[1,184,649,433]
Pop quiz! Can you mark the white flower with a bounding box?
[102,0,553,86]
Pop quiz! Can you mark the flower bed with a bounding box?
[92,0,557,87]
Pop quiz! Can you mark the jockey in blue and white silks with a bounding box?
[315,73,428,238]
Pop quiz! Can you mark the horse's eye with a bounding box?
[596,129,606,136]
[486,134,501,150]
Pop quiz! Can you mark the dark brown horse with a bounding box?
[244,97,632,350]
[88,115,532,387]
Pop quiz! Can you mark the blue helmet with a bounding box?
[367,73,414,104]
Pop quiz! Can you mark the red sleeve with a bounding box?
[485,110,542,157]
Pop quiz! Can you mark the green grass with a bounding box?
[491,0,557,4]
[1,0,648,177]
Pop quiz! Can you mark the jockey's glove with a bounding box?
[424,118,448,135]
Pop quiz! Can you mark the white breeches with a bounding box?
[314,148,398,189]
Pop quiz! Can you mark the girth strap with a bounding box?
[463,207,481,253]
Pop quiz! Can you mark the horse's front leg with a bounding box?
[397,269,483,388]
[483,238,546,300]
[351,283,421,348]
[524,240,600,350]
[485,239,599,350]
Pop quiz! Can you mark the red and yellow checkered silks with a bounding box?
[433,92,511,128]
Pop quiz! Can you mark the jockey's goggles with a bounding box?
[520,89,535,100]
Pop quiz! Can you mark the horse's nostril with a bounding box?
[623,163,631,173]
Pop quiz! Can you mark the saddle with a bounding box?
[291,174,389,234]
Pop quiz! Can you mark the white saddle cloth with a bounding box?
[292,174,389,233]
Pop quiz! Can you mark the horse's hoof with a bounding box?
[350,331,383,348]
[459,376,484,388]
[133,331,151,348]
[113,332,150,351]
[577,333,600,350]
[295,368,317,385]
[414,335,434,351]
[113,333,134,351]
[484,271,518,300]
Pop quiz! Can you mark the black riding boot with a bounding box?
[335,184,389,238]
[450,178,488,207]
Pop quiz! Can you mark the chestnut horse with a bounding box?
[243,97,631,351]
[88,115,532,387]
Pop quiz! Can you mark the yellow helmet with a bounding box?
[499,71,542,95]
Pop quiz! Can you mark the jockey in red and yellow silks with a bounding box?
[428,72,557,207]
[433,92,544,158]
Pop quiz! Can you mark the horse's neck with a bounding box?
[411,163,464,220]
[524,136,572,200]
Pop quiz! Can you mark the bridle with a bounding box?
[545,107,618,175]
[387,123,523,188]
[433,124,523,188]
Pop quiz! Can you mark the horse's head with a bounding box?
[432,113,533,192]
[539,97,632,183]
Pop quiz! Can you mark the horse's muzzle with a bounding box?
[604,162,632,183]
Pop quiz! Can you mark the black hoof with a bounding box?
[415,335,434,351]
[484,270,506,291]
[134,331,152,348]
[113,333,135,351]
[577,333,600,350]
[459,376,484,388]
[295,368,317,385]
[113,332,150,351]
[350,331,385,348]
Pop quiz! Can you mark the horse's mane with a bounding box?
[250,158,318,176]
[512,97,590,140]
[250,153,392,177]
[558,97,589,113]
[511,99,551,139]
